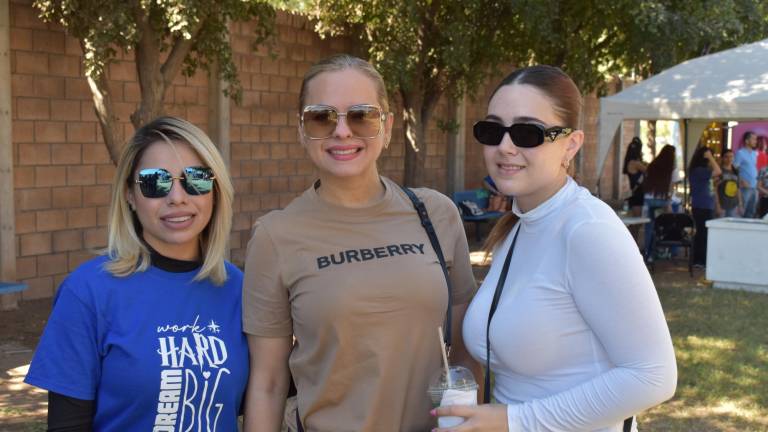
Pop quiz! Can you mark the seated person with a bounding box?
[483,175,512,212]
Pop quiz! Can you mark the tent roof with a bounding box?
[596,38,768,183]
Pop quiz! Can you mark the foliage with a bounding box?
[34,0,277,163]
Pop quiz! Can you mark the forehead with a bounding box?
[487,84,561,126]
[136,139,203,170]
[304,69,380,108]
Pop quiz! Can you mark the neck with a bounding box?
[317,170,385,208]
[516,174,568,213]
[143,236,200,261]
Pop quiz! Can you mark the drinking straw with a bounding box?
[438,326,452,386]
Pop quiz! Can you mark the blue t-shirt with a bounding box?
[25,256,248,431]
[690,166,714,210]
[734,147,758,188]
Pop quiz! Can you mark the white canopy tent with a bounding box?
[597,38,768,186]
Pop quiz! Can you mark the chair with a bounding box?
[452,189,504,241]
[648,212,694,276]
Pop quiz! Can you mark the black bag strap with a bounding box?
[399,185,453,350]
[484,225,521,404]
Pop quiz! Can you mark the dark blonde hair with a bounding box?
[298,54,390,112]
[483,65,583,253]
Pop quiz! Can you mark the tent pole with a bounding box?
[683,119,689,210]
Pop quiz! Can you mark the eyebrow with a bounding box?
[485,114,546,124]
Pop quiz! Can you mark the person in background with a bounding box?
[242,54,479,432]
[432,64,676,432]
[623,136,647,243]
[756,135,768,172]
[715,149,743,217]
[734,131,759,218]
[642,144,678,260]
[758,157,768,218]
[24,117,247,431]
[688,143,722,268]
[483,174,512,212]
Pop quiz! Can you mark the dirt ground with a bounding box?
[0,258,704,430]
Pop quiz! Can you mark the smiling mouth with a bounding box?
[163,216,193,223]
[328,148,361,155]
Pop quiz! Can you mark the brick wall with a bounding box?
[7,1,619,301]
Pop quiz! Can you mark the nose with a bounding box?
[166,177,188,205]
[333,114,353,138]
[498,131,520,155]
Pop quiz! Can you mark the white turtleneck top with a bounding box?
[463,178,677,432]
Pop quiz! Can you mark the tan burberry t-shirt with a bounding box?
[243,177,476,432]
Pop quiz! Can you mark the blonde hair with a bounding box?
[299,54,390,112]
[105,116,234,285]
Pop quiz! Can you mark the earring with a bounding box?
[562,159,571,169]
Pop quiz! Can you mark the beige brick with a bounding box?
[21,277,54,300]
[278,160,297,176]
[261,160,279,177]
[83,227,108,249]
[13,73,34,97]
[35,121,66,143]
[52,186,83,208]
[14,167,35,189]
[240,160,260,177]
[12,120,34,142]
[34,166,67,187]
[17,188,51,211]
[32,29,66,53]
[53,230,83,252]
[49,54,81,77]
[34,76,66,98]
[82,185,111,207]
[37,253,69,276]
[17,98,50,120]
[109,61,135,81]
[252,178,269,193]
[36,209,68,232]
[67,165,96,186]
[65,78,91,100]
[16,256,37,280]
[252,143,270,160]
[269,177,289,193]
[68,250,94,271]
[67,122,96,142]
[15,51,48,74]
[67,207,97,229]
[96,164,116,185]
[51,143,82,165]
[97,207,110,226]
[10,27,33,50]
[20,232,52,256]
[270,143,288,159]
[175,86,198,104]
[50,100,82,121]
[15,211,37,234]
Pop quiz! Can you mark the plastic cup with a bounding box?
[427,365,478,427]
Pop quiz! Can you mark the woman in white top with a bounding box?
[432,65,677,431]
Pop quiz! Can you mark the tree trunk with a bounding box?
[647,120,657,158]
[82,40,122,165]
[401,87,441,187]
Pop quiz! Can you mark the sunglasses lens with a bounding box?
[473,121,506,146]
[509,124,544,148]
[183,167,215,195]
[303,106,337,139]
[347,106,382,138]
[137,168,172,198]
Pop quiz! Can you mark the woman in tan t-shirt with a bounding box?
[242,54,479,432]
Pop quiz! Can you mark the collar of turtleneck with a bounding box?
[143,241,202,273]
[512,177,577,227]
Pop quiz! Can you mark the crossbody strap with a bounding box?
[399,185,453,350]
[484,224,521,404]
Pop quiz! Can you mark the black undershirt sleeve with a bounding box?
[47,392,94,431]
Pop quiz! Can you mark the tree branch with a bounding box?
[82,40,121,165]
[161,18,206,87]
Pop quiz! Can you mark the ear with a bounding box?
[383,112,395,148]
[563,130,584,164]
[126,186,136,211]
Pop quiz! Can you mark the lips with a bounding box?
[326,145,363,161]
[496,162,525,176]
[161,213,196,229]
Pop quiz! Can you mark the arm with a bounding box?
[243,335,293,432]
[628,160,647,174]
[705,150,722,177]
[47,392,94,432]
[449,303,482,396]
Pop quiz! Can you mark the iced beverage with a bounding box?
[427,365,478,427]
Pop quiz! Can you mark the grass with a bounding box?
[640,271,768,431]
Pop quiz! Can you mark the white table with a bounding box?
[619,216,650,226]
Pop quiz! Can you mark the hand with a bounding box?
[431,404,508,432]
[715,208,724,217]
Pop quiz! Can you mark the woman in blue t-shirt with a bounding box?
[25,117,248,431]
[688,144,722,267]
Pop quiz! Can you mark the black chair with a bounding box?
[649,212,694,276]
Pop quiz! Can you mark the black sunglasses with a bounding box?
[301,104,388,139]
[473,121,574,148]
[134,167,215,198]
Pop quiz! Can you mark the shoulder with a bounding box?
[562,186,626,240]
[224,261,244,281]
[64,255,115,288]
